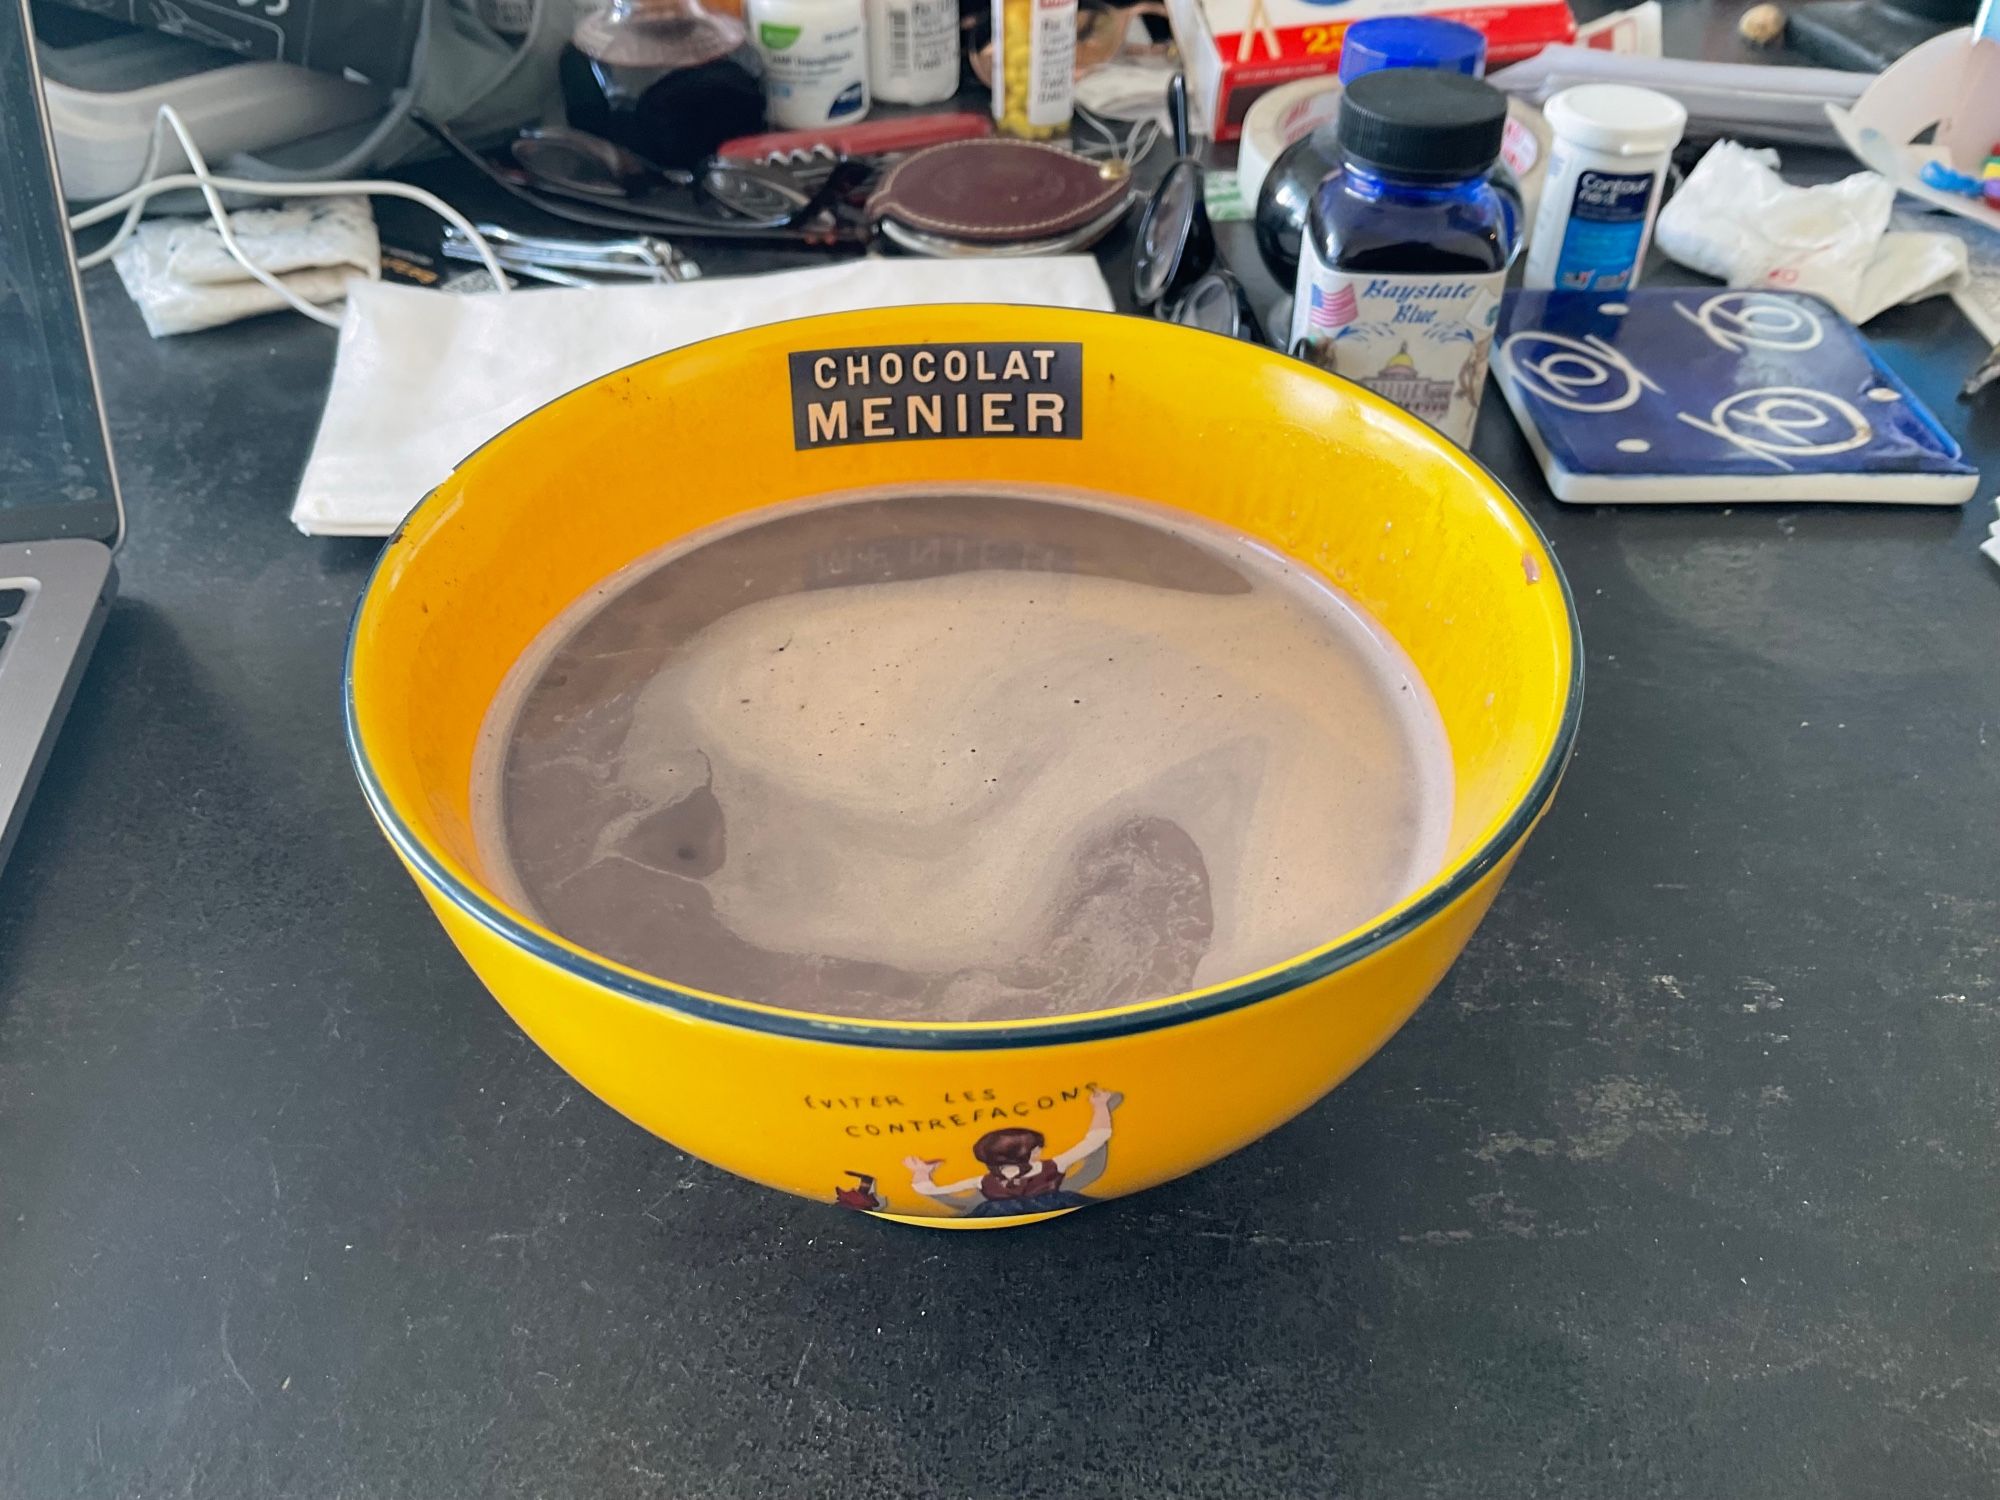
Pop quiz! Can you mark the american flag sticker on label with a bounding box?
[1308,281,1358,330]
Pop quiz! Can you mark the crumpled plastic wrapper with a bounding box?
[1655,140,1967,325]
[111,195,379,337]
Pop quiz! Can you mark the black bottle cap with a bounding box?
[1337,70,1507,181]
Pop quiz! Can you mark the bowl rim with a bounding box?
[345,306,1584,1052]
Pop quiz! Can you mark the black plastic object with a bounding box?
[1257,72,1509,287]
[1336,70,1507,181]
[560,0,766,172]
[1132,74,1216,309]
[1788,0,1977,72]
[1254,121,1340,287]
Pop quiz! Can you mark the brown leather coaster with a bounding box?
[867,139,1133,246]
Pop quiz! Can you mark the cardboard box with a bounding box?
[1168,0,1576,140]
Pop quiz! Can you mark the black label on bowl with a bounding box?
[788,342,1084,450]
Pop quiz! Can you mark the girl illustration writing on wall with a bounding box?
[903,1086,1123,1218]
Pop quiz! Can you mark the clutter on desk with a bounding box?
[418,113,868,244]
[1521,84,1683,293]
[439,223,702,284]
[1893,207,2000,353]
[1133,75,1214,308]
[713,111,991,164]
[747,0,871,127]
[1488,48,1868,150]
[1164,0,1574,141]
[1827,25,2000,230]
[1493,289,1979,505]
[990,0,1079,138]
[289,255,1115,536]
[112,195,378,337]
[561,0,767,170]
[39,34,386,201]
[1200,169,1252,222]
[1237,78,1344,207]
[1787,0,1984,72]
[1072,57,1181,130]
[1737,3,1788,47]
[1162,266,1267,340]
[1288,71,1515,448]
[1657,141,1969,324]
[867,137,1134,254]
[1249,17,1542,290]
[1974,343,2000,397]
[969,1,1172,115]
[1572,0,1664,53]
[1245,77,1549,279]
[1339,14,1488,78]
[863,0,960,103]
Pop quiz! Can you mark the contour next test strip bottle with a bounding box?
[1523,83,1686,293]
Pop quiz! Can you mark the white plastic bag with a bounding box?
[111,196,379,337]
[1654,140,1966,323]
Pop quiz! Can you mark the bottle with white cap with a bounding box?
[748,0,870,128]
[1523,84,1686,293]
[865,0,958,104]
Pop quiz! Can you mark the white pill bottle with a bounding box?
[749,0,871,128]
[1523,84,1686,293]
[866,0,960,104]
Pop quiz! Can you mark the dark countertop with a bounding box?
[6,19,2000,1498]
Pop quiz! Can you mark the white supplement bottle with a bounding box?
[1523,84,1686,293]
[866,0,959,104]
[749,0,870,129]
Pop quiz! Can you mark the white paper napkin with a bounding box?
[291,256,1117,536]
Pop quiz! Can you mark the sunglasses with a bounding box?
[1131,75,1267,346]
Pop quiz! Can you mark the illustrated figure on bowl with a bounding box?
[832,1171,887,1211]
[904,1087,1124,1218]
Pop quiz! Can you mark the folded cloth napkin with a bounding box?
[291,255,1116,536]
[114,196,379,338]
[1655,141,1967,324]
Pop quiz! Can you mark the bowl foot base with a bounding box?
[869,1207,1079,1230]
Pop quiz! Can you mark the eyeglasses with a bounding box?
[1161,267,1266,344]
[1132,76,1268,346]
[1131,74,1214,310]
[414,113,868,246]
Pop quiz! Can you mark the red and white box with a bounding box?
[1168,0,1577,140]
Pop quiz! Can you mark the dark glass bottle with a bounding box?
[561,0,767,171]
[1254,123,1338,286]
[1256,100,1523,286]
[1288,71,1514,448]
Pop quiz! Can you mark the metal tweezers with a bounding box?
[439,224,702,286]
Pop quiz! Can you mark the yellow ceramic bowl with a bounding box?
[347,306,1580,1227]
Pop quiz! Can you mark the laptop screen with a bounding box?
[0,0,121,547]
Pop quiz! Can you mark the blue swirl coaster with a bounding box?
[1494,290,1978,505]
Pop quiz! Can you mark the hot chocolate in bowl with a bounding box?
[346,306,1580,1228]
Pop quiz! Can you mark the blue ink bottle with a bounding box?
[1289,70,1515,447]
[1253,16,1491,286]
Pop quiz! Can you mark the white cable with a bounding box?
[84,108,172,270]
[69,104,512,322]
